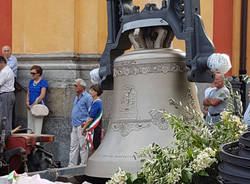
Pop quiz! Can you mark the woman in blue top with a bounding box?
[82,84,103,153]
[26,65,48,134]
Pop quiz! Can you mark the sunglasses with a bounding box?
[30,72,37,75]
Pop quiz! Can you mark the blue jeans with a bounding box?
[206,114,220,125]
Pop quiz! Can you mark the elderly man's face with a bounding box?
[2,46,12,59]
[74,82,84,93]
[214,75,224,89]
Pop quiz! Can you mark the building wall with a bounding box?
[0,0,12,51]
[13,0,75,54]
[12,0,215,55]
[12,0,107,54]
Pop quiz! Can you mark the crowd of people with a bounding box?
[0,45,249,166]
[0,45,103,167]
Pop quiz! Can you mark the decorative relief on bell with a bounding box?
[150,109,170,130]
[110,109,171,137]
[110,119,151,137]
[114,62,186,77]
[120,85,137,113]
[110,113,170,137]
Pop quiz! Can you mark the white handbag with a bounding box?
[31,102,49,117]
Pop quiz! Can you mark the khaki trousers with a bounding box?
[68,125,88,167]
[27,110,44,134]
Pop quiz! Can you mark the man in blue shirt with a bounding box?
[2,46,18,78]
[68,78,93,167]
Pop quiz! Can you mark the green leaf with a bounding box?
[186,148,193,159]
[126,173,133,184]
[181,169,193,183]
[198,170,209,176]
[133,178,147,184]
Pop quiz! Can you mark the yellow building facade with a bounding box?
[13,0,213,55]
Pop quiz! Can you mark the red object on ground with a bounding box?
[6,134,37,155]
[5,134,54,172]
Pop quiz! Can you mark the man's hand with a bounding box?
[202,106,208,116]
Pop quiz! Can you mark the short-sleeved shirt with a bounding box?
[28,78,48,105]
[244,104,250,126]
[7,55,18,78]
[207,86,230,115]
[89,99,103,121]
[71,91,93,127]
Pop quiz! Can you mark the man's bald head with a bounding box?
[2,45,12,59]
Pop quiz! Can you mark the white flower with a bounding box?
[166,168,182,184]
[191,148,217,173]
[239,123,248,131]
[200,127,212,139]
[106,168,127,184]
[232,115,241,125]
[221,111,229,120]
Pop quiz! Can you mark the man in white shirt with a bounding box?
[2,45,18,128]
[0,56,15,133]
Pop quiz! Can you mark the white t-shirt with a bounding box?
[0,65,15,93]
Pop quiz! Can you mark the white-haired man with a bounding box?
[68,78,93,167]
[2,45,17,78]
[2,45,18,128]
[203,73,230,124]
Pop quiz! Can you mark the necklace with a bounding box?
[33,78,41,86]
[33,81,38,86]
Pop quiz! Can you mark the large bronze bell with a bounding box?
[84,27,201,178]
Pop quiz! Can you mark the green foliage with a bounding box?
[134,99,247,184]
[107,93,247,184]
[224,78,243,117]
